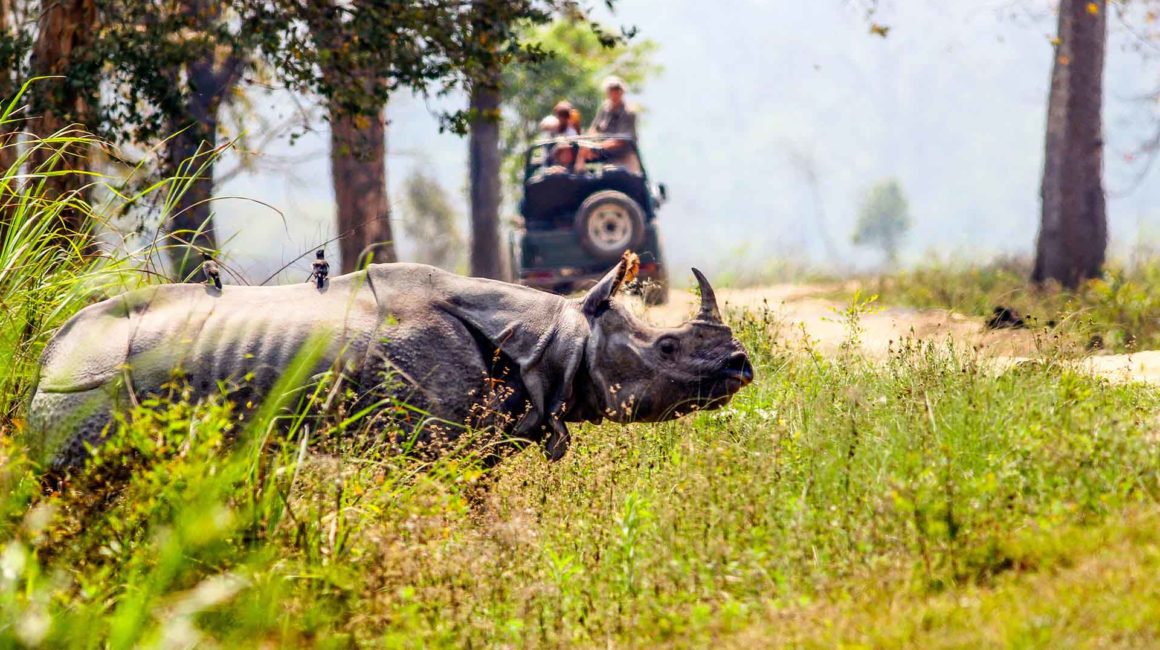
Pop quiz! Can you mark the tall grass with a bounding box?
[0,84,242,426]
[0,125,103,421]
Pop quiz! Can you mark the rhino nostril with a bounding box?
[723,352,754,385]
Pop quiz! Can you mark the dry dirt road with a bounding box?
[636,284,1160,384]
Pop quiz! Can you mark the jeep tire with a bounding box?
[573,190,647,261]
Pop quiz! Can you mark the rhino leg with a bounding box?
[27,386,118,472]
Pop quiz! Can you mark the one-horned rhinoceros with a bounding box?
[27,254,753,473]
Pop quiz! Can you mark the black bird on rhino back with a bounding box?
[201,253,222,290]
[310,249,329,289]
[27,252,753,473]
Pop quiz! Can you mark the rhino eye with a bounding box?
[657,337,680,357]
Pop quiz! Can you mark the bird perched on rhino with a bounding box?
[27,251,754,477]
[309,249,329,289]
[201,252,222,290]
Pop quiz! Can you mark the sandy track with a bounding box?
[638,285,1160,384]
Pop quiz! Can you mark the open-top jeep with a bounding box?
[511,135,669,304]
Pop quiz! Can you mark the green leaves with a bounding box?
[246,0,577,135]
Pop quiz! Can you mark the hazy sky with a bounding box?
[214,0,1160,283]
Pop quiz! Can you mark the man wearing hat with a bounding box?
[529,136,583,178]
[589,76,637,141]
[552,100,580,136]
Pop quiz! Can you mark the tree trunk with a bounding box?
[164,58,242,280]
[327,98,394,274]
[0,0,18,176]
[1033,0,1107,289]
[27,0,96,238]
[163,0,244,281]
[469,81,504,280]
[308,0,396,273]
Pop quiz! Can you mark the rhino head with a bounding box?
[451,254,754,462]
[551,258,753,445]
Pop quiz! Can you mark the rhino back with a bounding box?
[30,273,382,468]
[35,286,160,393]
[123,277,381,394]
[39,275,380,394]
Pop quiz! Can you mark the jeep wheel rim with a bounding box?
[587,205,633,253]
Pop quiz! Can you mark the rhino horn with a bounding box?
[692,268,722,322]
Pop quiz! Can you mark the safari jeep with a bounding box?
[511,135,669,304]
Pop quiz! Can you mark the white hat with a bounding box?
[602,75,626,92]
[539,115,560,132]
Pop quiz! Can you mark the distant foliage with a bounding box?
[401,169,464,271]
[852,178,911,265]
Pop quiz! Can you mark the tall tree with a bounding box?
[1033,0,1107,288]
[27,0,97,237]
[302,2,395,272]
[83,0,259,279]
[466,0,538,281]
[251,0,456,272]
[249,1,609,276]
[466,7,636,279]
[326,89,394,273]
[500,18,659,185]
[852,178,911,266]
[468,72,504,280]
[160,0,248,281]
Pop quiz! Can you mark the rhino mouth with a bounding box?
[689,352,756,412]
[719,351,754,392]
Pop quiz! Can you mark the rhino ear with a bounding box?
[582,252,637,317]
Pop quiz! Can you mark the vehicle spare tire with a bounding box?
[573,190,647,261]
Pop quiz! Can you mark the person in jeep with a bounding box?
[590,76,637,140]
[539,115,561,137]
[589,76,639,171]
[538,138,583,175]
[551,101,580,136]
